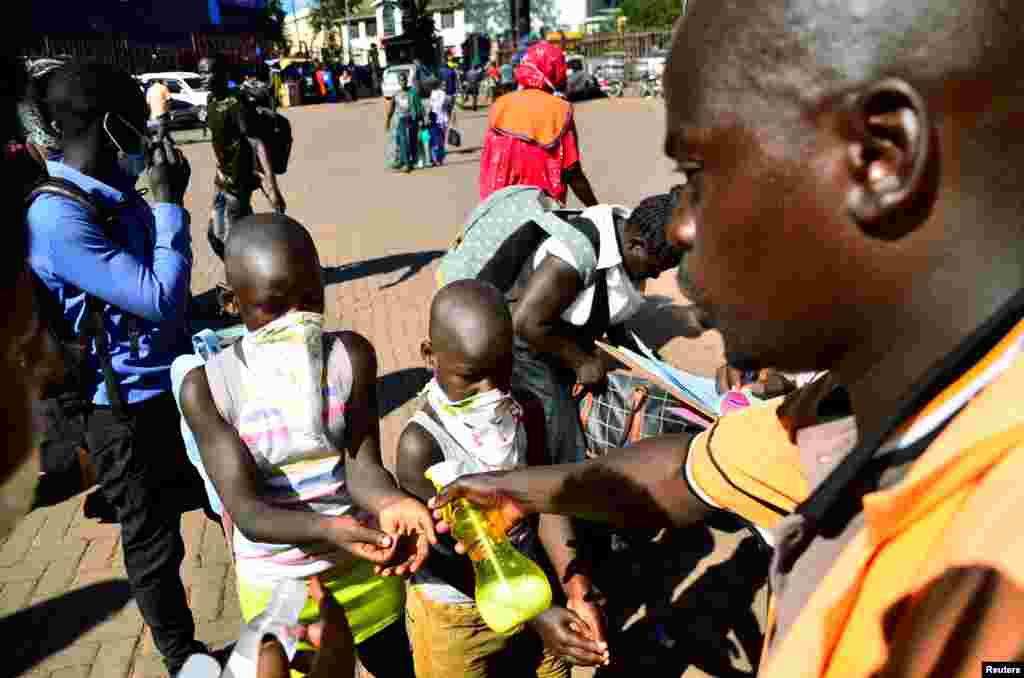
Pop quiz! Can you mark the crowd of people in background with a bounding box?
[6,1,1024,677]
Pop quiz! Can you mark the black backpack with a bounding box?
[248,104,293,176]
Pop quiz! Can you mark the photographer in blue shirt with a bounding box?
[26,61,205,676]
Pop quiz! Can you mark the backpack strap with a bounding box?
[27,177,106,224]
[28,178,130,421]
[565,215,602,263]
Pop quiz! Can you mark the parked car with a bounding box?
[381,63,437,98]
[632,48,668,82]
[144,98,205,132]
[564,55,599,100]
[138,72,209,123]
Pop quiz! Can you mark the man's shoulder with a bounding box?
[26,180,99,235]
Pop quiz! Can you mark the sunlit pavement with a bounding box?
[7,96,764,678]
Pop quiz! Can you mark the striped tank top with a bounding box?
[205,323,364,585]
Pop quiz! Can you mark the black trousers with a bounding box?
[83,393,207,673]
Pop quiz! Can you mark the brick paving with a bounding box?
[7,96,765,678]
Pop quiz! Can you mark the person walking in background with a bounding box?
[483,61,499,104]
[498,60,516,98]
[201,55,286,260]
[368,43,382,95]
[427,79,453,166]
[384,72,423,173]
[439,60,458,101]
[479,41,598,206]
[146,78,172,137]
[346,61,360,101]
[341,66,357,103]
[463,61,482,111]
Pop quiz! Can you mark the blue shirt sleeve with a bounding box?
[27,196,192,324]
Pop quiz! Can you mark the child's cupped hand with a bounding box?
[528,606,610,667]
[322,514,399,564]
[374,495,438,577]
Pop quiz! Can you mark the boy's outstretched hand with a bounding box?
[428,473,531,554]
[322,514,398,564]
[528,606,610,667]
[374,495,438,576]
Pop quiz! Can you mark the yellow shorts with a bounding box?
[405,584,568,678]
[237,560,404,650]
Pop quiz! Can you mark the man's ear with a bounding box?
[839,78,940,239]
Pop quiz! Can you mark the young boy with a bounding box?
[427,80,453,166]
[180,213,435,677]
[396,280,610,678]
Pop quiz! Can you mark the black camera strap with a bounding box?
[778,286,1024,572]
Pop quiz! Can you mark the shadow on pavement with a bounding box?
[549,459,771,677]
[379,367,431,417]
[323,250,445,290]
[5,580,133,676]
[435,157,481,168]
[591,526,770,678]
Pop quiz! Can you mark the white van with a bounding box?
[381,64,418,99]
[138,72,210,121]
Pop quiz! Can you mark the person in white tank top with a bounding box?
[181,214,435,677]
[396,280,611,678]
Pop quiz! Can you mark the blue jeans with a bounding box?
[397,116,418,170]
[208,190,253,260]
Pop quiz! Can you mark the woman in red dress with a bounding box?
[478,42,598,206]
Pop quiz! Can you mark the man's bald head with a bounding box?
[224,214,325,330]
[429,280,513,363]
[668,1,1023,180]
[662,0,1024,375]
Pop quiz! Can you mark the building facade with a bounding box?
[287,1,467,66]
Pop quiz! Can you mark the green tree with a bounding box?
[397,0,438,65]
[619,0,681,30]
[309,0,367,55]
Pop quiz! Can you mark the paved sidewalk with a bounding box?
[6,97,765,678]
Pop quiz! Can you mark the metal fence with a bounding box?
[496,29,672,70]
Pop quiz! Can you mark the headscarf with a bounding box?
[514,41,567,93]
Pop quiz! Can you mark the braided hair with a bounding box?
[626,191,684,269]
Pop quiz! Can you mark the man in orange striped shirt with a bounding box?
[432,2,1024,676]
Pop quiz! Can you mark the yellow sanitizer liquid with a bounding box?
[427,462,553,634]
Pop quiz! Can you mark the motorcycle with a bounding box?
[598,76,625,98]
[639,75,662,99]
